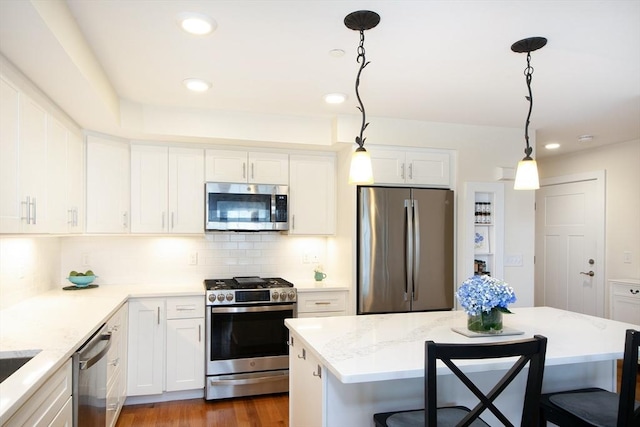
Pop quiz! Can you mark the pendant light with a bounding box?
[511,37,547,190]
[344,10,380,184]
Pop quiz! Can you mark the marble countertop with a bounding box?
[0,282,204,423]
[285,306,640,384]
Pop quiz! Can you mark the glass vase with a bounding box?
[467,308,503,332]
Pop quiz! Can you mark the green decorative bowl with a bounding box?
[67,275,97,287]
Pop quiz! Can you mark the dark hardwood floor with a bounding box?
[115,393,288,427]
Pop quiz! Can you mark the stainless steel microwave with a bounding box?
[205,183,289,231]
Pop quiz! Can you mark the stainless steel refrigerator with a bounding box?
[357,186,454,314]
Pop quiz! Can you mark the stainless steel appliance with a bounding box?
[357,186,454,314]
[204,276,296,400]
[205,183,289,231]
[73,323,112,427]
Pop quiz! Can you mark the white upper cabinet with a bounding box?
[0,76,22,233]
[369,147,451,187]
[131,145,204,234]
[1,74,83,235]
[205,149,288,184]
[0,80,48,234]
[46,117,84,234]
[86,135,130,233]
[289,154,336,235]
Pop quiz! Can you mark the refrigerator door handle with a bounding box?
[413,199,421,301]
[404,199,413,301]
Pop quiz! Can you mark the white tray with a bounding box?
[451,326,524,338]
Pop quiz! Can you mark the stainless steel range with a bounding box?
[204,276,296,400]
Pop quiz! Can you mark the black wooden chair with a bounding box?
[538,328,640,427]
[373,335,548,427]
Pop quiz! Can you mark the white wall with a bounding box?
[0,237,61,309]
[538,139,640,282]
[59,234,331,289]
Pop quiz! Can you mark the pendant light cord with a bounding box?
[523,52,534,159]
[354,29,370,149]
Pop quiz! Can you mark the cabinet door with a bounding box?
[130,145,169,233]
[289,336,323,427]
[369,149,405,184]
[248,152,289,184]
[66,131,84,233]
[168,147,204,233]
[166,317,205,391]
[46,116,69,233]
[289,154,336,235]
[0,76,21,232]
[406,151,450,186]
[86,136,130,233]
[205,149,247,182]
[19,94,48,233]
[127,298,164,396]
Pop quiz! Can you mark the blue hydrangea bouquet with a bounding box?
[456,275,517,331]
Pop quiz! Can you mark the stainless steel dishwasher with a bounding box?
[73,323,111,427]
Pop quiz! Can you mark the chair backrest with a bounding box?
[424,335,547,427]
[617,329,639,427]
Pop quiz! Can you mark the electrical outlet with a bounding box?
[82,253,91,266]
[623,251,632,264]
[189,252,198,265]
[302,252,311,264]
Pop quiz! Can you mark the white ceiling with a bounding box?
[1,0,638,158]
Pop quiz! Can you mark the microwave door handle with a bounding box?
[404,199,413,302]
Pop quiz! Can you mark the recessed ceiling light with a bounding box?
[578,135,594,143]
[324,93,347,104]
[329,49,346,58]
[177,12,217,35]
[545,143,560,150]
[183,78,211,92]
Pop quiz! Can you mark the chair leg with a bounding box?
[538,409,547,427]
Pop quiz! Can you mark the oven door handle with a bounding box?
[209,375,286,387]
[209,304,296,314]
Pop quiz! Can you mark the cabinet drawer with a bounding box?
[5,359,72,427]
[611,282,640,298]
[166,296,204,319]
[297,291,346,314]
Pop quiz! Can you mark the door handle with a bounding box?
[580,271,595,277]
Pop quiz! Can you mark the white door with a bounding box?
[535,171,605,317]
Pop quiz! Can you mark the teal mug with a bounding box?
[314,271,327,281]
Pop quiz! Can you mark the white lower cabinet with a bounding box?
[106,303,128,427]
[127,296,204,398]
[610,279,640,324]
[296,289,348,318]
[127,298,165,396]
[5,359,73,427]
[289,334,323,427]
[166,298,205,391]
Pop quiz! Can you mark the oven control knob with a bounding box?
[216,294,224,302]
[272,292,279,300]
[288,291,296,300]
[226,293,234,301]
[280,291,287,300]
[208,294,216,302]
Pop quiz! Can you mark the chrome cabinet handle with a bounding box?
[298,348,306,360]
[251,163,255,179]
[30,198,36,224]
[242,162,246,179]
[171,212,174,229]
[400,163,405,179]
[408,163,413,179]
[199,324,201,342]
[580,271,595,277]
[157,307,160,324]
[162,212,165,229]
[123,212,128,228]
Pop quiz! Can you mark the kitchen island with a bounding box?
[285,306,639,427]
